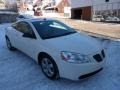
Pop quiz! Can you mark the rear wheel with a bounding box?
[40,55,59,80]
[6,37,15,51]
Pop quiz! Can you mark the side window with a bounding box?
[12,21,36,38]
[18,22,34,35]
[20,22,36,38]
[12,22,21,31]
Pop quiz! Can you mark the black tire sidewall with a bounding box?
[6,37,15,50]
[6,38,12,49]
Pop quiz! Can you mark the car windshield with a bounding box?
[32,20,76,39]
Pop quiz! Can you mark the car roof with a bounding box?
[22,18,54,23]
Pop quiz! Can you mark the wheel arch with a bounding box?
[38,52,53,64]
[38,52,60,79]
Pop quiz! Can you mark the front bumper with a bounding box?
[59,60,105,80]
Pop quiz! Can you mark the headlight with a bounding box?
[61,51,91,63]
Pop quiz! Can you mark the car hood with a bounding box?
[45,33,102,55]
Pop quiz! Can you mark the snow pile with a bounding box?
[0,24,120,90]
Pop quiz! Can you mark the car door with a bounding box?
[10,22,23,48]
[15,21,39,59]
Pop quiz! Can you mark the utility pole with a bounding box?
[90,0,93,21]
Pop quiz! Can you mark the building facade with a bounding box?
[68,0,120,21]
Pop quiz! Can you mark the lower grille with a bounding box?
[79,68,103,79]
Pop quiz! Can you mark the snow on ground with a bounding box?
[0,11,17,14]
[0,24,120,90]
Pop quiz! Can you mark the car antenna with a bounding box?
[44,18,46,20]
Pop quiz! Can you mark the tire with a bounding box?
[40,55,59,80]
[6,37,15,51]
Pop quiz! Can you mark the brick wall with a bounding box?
[56,0,70,13]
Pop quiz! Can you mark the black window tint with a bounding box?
[17,22,33,34]
[19,22,30,33]
[12,22,36,37]
[12,22,21,31]
[12,23,17,29]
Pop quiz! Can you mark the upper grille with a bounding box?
[93,50,105,62]
[93,54,102,62]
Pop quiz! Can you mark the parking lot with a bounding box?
[0,24,120,90]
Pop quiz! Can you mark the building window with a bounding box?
[105,0,109,2]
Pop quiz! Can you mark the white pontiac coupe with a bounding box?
[5,18,105,80]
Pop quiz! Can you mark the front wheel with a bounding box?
[40,56,59,80]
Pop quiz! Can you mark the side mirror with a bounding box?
[23,33,36,39]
